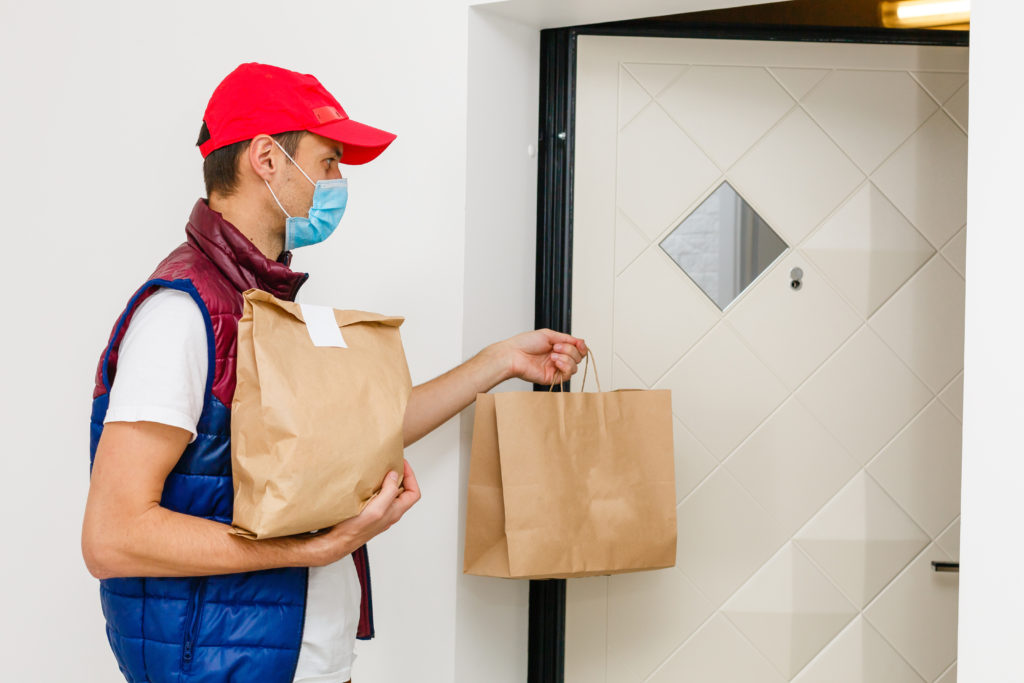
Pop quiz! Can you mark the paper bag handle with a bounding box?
[548,347,601,393]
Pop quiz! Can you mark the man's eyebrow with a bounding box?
[328,146,342,158]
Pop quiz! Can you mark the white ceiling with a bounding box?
[469,0,787,30]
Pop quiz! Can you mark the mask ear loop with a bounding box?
[264,178,293,219]
[264,137,314,220]
[271,137,316,186]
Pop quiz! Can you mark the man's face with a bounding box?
[292,132,345,183]
[271,132,344,220]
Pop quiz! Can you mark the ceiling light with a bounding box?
[881,0,970,28]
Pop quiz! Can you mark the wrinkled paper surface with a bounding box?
[230,288,411,540]
[464,388,676,579]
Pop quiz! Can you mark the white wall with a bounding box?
[474,0,779,28]
[958,1,1024,679]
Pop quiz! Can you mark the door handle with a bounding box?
[932,561,959,573]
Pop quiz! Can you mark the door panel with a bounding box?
[568,35,966,683]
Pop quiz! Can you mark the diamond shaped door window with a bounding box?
[660,181,788,310]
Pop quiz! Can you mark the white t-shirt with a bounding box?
[104,286,360,682]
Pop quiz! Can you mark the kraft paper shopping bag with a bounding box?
[230,288,411,540]
[464,350,676,579]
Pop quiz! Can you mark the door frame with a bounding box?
[530,18,968,683]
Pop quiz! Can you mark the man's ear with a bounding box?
[246,134,278,182]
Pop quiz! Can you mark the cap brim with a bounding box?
[310,117,397,165]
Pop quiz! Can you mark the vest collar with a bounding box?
[186,198,309,302]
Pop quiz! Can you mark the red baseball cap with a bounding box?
[198,62,396,165]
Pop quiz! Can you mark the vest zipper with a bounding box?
[181,577,208,671]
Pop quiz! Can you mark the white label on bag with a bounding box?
[300,303,348,348]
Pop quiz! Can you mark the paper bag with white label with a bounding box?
[230,288,411,540]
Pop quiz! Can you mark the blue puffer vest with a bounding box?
[89,199,374,682]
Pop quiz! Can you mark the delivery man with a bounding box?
[80,62,587,683]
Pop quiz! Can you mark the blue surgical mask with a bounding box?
[264,138,348,250]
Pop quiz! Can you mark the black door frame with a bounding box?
[529,18,967,683]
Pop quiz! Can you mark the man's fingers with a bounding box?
[389,461,421,517]
[551,352,581,379]
[544,329,587,359]
[400,460,420,500]
[347,463,420,534]
[380,470,401,499]
[402,459,418,488]
[553,344,582,365]
[545,329,579,348]
[361,470,401,518]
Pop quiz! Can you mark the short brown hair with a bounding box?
[196,123,306,198]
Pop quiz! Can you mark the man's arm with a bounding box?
[402,329,587,447]
[82,420,419,580]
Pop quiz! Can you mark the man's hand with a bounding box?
[305,459,421,567]
[492,328,588,387]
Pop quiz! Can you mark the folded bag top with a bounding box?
[242,287,406,329]
[231,288,411,540]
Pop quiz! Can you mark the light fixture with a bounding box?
[881,0,970,29]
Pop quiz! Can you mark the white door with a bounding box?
[567,35,967,683]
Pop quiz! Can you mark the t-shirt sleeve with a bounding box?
[104,287,209,444]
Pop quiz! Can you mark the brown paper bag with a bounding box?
[230,288,411,540]
[464,350,676,579]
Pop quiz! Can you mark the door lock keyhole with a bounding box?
[790,267,803,290]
